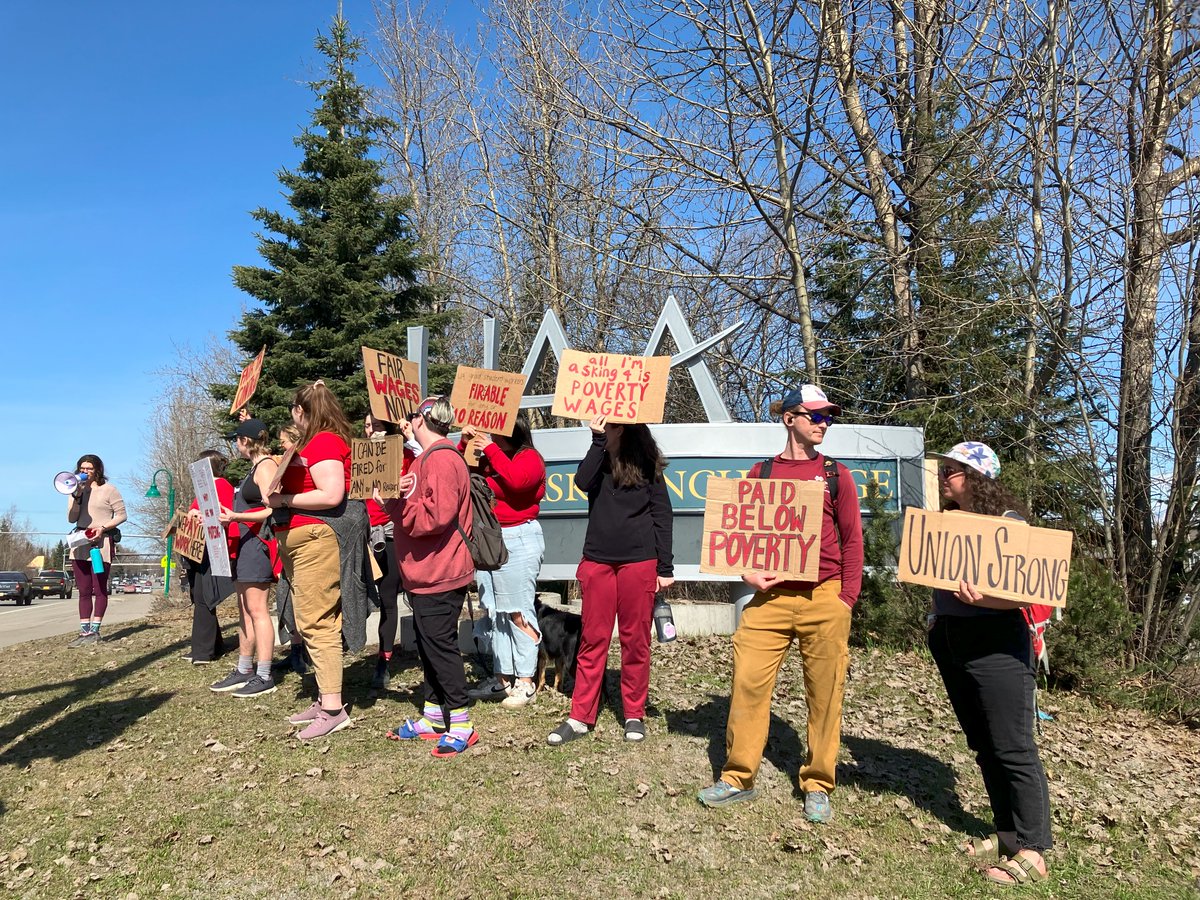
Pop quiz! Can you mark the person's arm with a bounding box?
[67,492,83,524]
[650,478,674,584]
[401,451,466,537]
[484,444,545,493]
[834,464,864,606]
[280,459,346,510]
[574,431,608,493]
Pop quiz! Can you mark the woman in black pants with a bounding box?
[929,441,1051,886]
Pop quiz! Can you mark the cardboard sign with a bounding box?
[349,436,406,500]
[363,345,422,424]
[449,366,526,436]
[229,346,266,414]
[159,510,180,541]
[267,447,297,496]
[188,459,232,578]
[463,434,487,469]
[897,508,1073,608]
[699,478,825,579]
[174,514,206,565]
[551,350,670,424]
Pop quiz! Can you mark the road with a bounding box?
[0,592,158,651]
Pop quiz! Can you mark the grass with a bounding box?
[0,606,1198,898]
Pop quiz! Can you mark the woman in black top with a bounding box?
[548,415,673,745]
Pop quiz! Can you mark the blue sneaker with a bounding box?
[803,790,833,823]
[697,780,757,808]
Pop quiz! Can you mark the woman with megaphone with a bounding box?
[65,455,126,647]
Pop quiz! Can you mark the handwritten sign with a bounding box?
[363,345,421,424]
[897,508,1073,608]
[188,459,231,578]
[267,447,297,496]
[551,350,670,424]
[449,366,526,436]
[229,346,266,414]
[699,478,825,579]
[174,514,206,565]
[349,436,406,500]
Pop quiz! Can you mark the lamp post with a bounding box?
[146,469,175,598]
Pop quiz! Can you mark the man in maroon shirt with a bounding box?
[698,384,864,823]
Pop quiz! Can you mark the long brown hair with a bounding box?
[610,424,667,489]
[293,382,353,446]
[945,467,1029,519]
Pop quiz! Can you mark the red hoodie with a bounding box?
[388,439,474,593]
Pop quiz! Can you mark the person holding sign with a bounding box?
[209,420,281,698]
[927,442,1052,886]
[546,415,673,746]
[65,455,126,647]
[268,382,355,741]
[459,414,547,709]
[181,451,239,665]
[698,385,862,824]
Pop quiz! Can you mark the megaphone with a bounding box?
[53,471,87,495]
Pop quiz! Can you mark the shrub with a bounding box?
[1044,558,1135,692]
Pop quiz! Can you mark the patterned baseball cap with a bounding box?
[934,441,1000,480]
[780,384,842,415]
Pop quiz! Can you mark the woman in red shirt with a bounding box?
[267,382,354,740]
[183,450,238,665]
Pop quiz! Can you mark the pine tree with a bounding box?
[219,16,446,432]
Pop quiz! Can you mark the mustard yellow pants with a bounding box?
[277,523,343,696]
[721,579,851,794]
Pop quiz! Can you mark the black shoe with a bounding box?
[210,669,252,693]
[232,674,277,698]
[370,659,391,691]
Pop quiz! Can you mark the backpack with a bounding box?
[425,444,510,572]
[757,455,842,548]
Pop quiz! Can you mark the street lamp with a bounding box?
[146,469,175,598]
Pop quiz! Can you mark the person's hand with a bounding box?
[955,580,984,605]
[372,487,385,507]
[656,576,674,592]
[85,526,103,541]
[589,414,607,435]
[743,573,783,592]
[398,418,414,442]
[266,491,286,509]
[398,473,416,498]
[217,505,236,525]
[186,508,202,522]
[474,431,493,450]
[461,424,478,442]
[237,407,250,422]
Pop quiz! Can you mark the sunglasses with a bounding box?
[406,412,424,422]
[939,464,966,478]
[788,410,835,426]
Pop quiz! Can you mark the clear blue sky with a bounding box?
[0,1,452,548]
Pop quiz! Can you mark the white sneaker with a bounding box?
[500,682,536,708]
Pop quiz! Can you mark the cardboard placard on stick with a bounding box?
[159,510,181,541]
[349,436,405,500]
[362,345,422,424]
[551,349,671,424]
[188,458,232,578]
[229,346,266,414]
[448,366,526,437]
[897,508,1073,608]
[699,478,825,580]
[174,514,206,565]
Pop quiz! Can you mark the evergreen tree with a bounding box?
[218,16,446,432]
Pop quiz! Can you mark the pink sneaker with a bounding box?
[297,707,351,740]
[287,701,322,725]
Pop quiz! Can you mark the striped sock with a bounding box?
[447,706,473,740]
[413,702,444,734]
[79,621,89,634]
[88,622,101,636]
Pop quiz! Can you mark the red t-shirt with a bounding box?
[189,477,239,559]
[276,431,352,530]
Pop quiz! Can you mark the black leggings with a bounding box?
[375,540,401,654]
[929,612,1052,853]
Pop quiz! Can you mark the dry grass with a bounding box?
[0,611,1198,898]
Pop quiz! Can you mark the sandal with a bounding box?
[984,852,1046,887]
[624,719,646,742]
[964,834,1010,862]
[546,721,589,746]
[386,718,445,741]
[430,730,479,757]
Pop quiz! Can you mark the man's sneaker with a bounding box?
[210,669,252,693]
[803,790,833,824]
[697,780,758,808]
[67,632,95,649]
[287,701,322,725]
[232,675,277,698]
[500,682,536,708]
[370,660,391,691]
[466,676,509,702]
[297,707,351,740]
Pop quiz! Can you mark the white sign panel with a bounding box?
[188,459,232,578]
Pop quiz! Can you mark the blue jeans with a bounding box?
[476,521,544,679]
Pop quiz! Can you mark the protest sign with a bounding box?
[349,436,406,499]
[699,478,825,580]
[267,448,296,496]
[362,345,422,424]
[897,508,1073,608]
[188,459,231,578]
[159,510,180,541]
[551,350,670,424]
[174,514,206,565]
[449,366,526,436]
[229,346,266,414]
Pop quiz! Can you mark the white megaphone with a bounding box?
[53,471,87,495]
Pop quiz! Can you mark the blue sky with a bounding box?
[0,1,457,547]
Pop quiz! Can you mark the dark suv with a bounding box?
[0,572,31,605]
[30,569,73,599]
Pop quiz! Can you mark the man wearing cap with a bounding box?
[698,384,864,823]
[383,397,479,757]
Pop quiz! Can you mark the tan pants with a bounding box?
[722,579,851,794]
[277,524,343,696]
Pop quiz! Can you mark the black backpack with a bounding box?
[758,455,842,548]
[425,445,510,572]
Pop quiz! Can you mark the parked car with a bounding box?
[30,569,73,599]
[0,572,32,606]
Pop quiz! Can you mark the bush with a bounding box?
[1045,558,1135,692]
[849,485,929,649]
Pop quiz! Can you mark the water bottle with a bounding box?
[89,547,105,574]
[653,595,676,643]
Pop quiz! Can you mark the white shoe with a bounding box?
[500,683,536,708]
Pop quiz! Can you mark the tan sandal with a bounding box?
[963,834,1007,862]
[984,852,1046,886]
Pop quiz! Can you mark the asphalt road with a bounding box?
[0,591,158,651]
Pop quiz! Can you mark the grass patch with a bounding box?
[0,614,1197,898]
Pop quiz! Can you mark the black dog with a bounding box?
[535,598,582,694]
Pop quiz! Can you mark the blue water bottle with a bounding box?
[89,547,104,573]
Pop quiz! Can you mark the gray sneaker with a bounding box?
[803,790,833,824]
[467,676,509,702]
[67,632,94,648]
[232,675,277,698]
[210,669,252,693]
[697,780,757,808]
